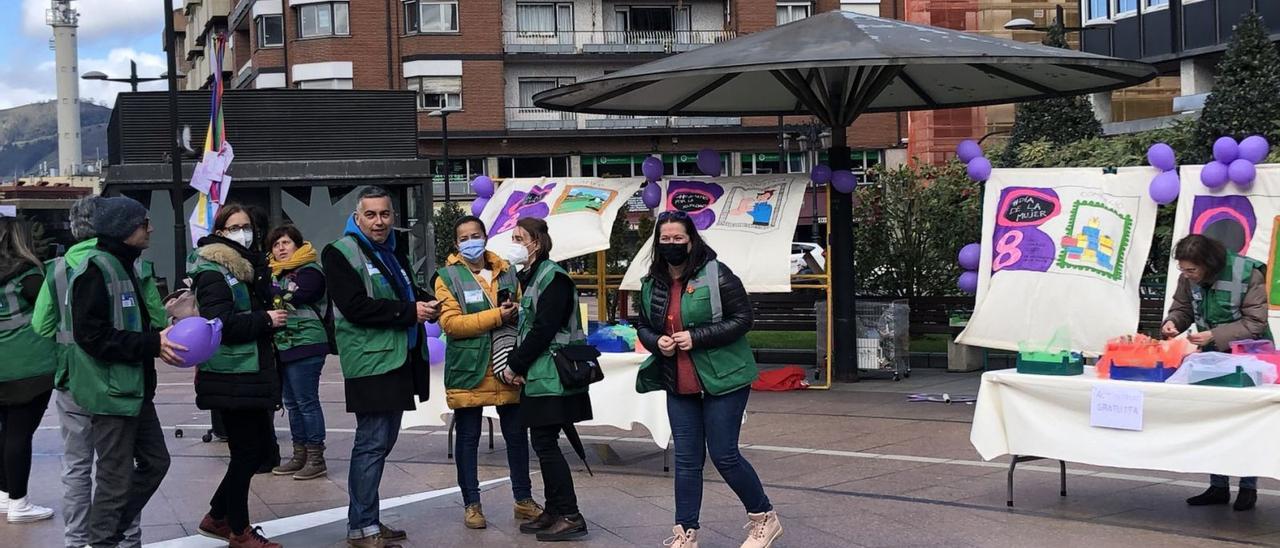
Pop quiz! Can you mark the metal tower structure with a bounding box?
[48,0,80,176]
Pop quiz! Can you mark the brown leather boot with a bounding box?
[272,443,305,475]
[293,443,327,480]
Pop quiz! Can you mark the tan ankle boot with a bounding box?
[464,503,487,529]
[293,443,327,480]
[740,511,782,548]
[272,443,305,475]
[663,525,699,547]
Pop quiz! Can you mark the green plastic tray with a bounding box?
[1191,366,1257,388]
[1017,352,1084,376]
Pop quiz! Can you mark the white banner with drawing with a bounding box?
[476,177,645,261]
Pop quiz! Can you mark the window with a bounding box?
[518,78,573,108]
[665,153,729,177]
[580,155,647,177]
[257,15,283,47]
[838,1,879,16]
[776,2,810,25]
[299,2,349,38]
[498,156,571,178]
[517,3,574,35]
[408,76,462,111]
[296,78,353,89]
[1146,0,1168,6]
[405,0,459,33]
[1114,0,1137,15]
[1087,0,1108,20]
[432,158,485,195]
[614,6,691,32]
[740,152,781,175]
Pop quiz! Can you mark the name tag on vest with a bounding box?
[121,292,137,308]
[463,289,485,304]
[365,262,381,275]
[225,274,239,287]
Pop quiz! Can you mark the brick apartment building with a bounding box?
[174,0,905,208]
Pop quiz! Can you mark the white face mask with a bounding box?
[227,229,254,249]
[500,241,530,269]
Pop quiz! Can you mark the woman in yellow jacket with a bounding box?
[434,215,542,529]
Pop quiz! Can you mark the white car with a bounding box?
[790,242,825,274]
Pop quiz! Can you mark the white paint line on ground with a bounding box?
[143,477,511,547]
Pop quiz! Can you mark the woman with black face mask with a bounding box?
[633,211,781,548]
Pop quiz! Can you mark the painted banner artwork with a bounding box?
[477,178,643,261]
[957,168,1157,354]
[1165,165,1280,329]
[621,176,807,293]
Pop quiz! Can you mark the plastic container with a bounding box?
[1109,363,1176,382]
[1096,334,1192,378]
[1191,366,1257,388]
[1016,351,1084,376]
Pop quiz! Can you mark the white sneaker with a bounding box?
[0,491,8,513]
[7,497,54,523]
[663,525,699,548]
[740,510,782,548]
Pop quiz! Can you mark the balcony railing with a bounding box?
[506,107,740,131]
[503,30,737,54]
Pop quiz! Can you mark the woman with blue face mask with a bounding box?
[433,215,542,530]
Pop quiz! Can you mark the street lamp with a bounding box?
[428,108,459,203]
[80,60,166,92]
[782,120,830,246]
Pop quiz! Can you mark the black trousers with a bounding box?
[529,425,579,516]
[209,409,273,533]
[0,389,52,500]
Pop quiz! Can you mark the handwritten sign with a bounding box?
[1090,385,1144,431]
[1004,195,1055,224]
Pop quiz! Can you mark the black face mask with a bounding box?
[657,243,690,266]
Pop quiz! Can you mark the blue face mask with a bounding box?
[460,238,487,261]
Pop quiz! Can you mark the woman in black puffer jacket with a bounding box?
[189,204,287,548]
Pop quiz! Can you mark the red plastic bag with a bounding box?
[751,366,810,391]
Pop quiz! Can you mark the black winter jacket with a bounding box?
[634,251,754,393]
[192,235,281,411]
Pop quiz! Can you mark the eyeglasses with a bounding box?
[657,210,690,221]
[225,223,253,232]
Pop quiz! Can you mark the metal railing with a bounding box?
[502,30,736,54]
[505,107,740,131]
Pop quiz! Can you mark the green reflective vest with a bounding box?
[274,263,331,352]
[65,250,146,417]
[636,260,758,396]
[0,266,58,382]
[189,252,261,374]
[1193,253,1275,341]
[330,236,422,379]
[518,260,587,398]
[439,263,518,390]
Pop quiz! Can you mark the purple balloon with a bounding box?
[1146,143,1176,172]
[641,156,664,181]
[1239,135,1270,164]
[957,243,981,271]
[966,156,992,181]
[642,181,662,209]
[471,197,489,216]
[1213,137,1239,164]
[426,337,446,366]
[1148,170,1180,205]
[424,321,441,339]
[1200,161,1230,189]
[470,175,494,198]
[696,148,721,177]
[958,271,978,294]
[810,164,832,185]
[1229,158,1257,186]
[831,170,857,193]
[168,317,223,367]
[956,140,983,163]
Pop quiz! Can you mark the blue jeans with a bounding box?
[668,387,772,530]
[347,411,402,539]
[453,404,532,505]
[281,355,326,445]
[1211,475,1257,489]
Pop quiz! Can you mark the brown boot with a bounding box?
[293,443,327,480]
[519,511,557,534]
[347,533,401,548]
[464,503,487,529]
[272,443,306,476]
[514,498,544,521]
[228,525,281,548]
[535,513,588,542]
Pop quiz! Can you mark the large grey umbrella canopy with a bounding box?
[533,11,1156,125]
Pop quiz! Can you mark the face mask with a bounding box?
[657,243,690,266]
[459,238,487,262]
[502,242,530,269]
[227,229,254,249]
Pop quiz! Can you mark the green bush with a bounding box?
[1193,11,1280,161]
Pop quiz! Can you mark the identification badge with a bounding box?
[365,262,381,275]
[463,289,485,304]
[225,273,239,287]
[121,292,137,308]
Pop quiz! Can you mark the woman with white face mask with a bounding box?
[189,204,289,548]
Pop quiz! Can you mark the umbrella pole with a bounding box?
[827,129,858,382]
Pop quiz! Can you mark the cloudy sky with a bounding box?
[0,0,176,110]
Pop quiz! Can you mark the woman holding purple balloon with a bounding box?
[189,204,288,548]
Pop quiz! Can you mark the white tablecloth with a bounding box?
[971,366,1280,479]
[401,352,671,448]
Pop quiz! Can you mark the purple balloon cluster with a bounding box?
[956,242,980,294]
[470,175,495,216]
[1201,136,1270,190]
[809,164,855,194]
[1146,143,1179,205]
[641,156,664,209]
[425,322,445,366]
[957,140,991,182]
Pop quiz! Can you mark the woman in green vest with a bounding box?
[504,217,591,542]
[1163,233,1270,512]
[190,204,288,547]
[265,224,330,481]
[634,211,781,548]
[0,218,57,523]
[434,215,541,530]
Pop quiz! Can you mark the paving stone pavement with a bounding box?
[2,361,1278,547]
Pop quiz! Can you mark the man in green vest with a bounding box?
[1163,233,1271,512]
[321,186,439,548]
[67,196,186,548]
